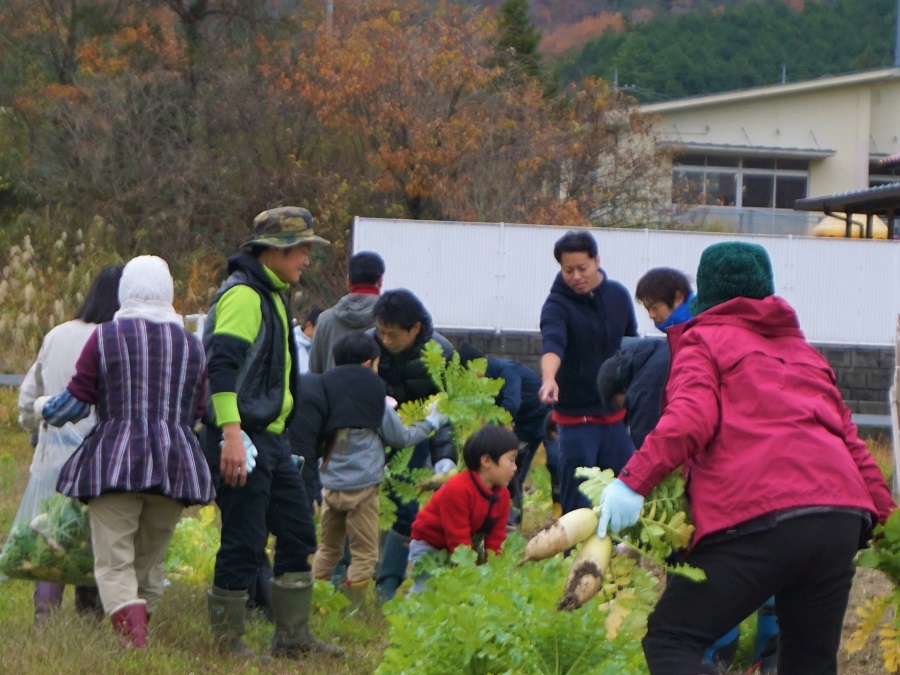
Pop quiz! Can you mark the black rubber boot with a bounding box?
[270,572,344,659]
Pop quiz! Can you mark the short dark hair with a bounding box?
[635,268,692,308]
[348,251,385,285]
[304,307,324,326]
[373,289,429,331]
[462,425,519,471]
[553,230,598,263]
[246,243,268,258]
[74,265,124,324]
[333,332,380,366]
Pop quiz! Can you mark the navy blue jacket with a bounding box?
[540,269,637,416]
[485,358,549,443]
[608,338,670,448]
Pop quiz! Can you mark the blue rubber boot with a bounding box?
[755,597,779,674]
[703,626,739,669]
[375,530,410,605]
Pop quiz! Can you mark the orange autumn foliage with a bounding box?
[541,13,626,56]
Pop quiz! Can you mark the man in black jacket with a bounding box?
[369,289,456,602]
[202,207,342,660]
[538,230,638,514]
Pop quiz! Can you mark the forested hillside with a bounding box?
[553,0,896,100]
[474,0,807,54]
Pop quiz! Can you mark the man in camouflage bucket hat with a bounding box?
[202,206,342,660]
[243,207,331,250]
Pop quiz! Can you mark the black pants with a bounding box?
[205,427,317,590]
[644,511,865,675]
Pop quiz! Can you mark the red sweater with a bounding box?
[411,470,511,555]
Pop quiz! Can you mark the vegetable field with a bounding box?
[0,386,895,674]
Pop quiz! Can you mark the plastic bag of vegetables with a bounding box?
[0,424,95,585]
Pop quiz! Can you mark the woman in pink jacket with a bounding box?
[598,241,896,675]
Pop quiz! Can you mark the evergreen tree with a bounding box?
[491,0,560,94]
[496,0,543,80]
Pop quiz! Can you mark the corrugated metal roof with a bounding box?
[793,182,900,213]
[664,141,834,159]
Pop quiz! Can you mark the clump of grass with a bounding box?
[0,211,121,373]
[864,434,894,485]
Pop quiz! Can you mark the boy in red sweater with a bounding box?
[407,425,519,594]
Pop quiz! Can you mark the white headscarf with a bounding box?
[114,255,184,326]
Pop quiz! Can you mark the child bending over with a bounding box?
[407,425,519,593]
[311,333,446,612]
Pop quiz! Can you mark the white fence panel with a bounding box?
[353,217,900,345]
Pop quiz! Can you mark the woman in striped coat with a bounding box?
[43,255,214,648]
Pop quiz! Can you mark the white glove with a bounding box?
[33,396,51,419]
[434,458,456,475]
[425,402,449,430]
[221,431,258,475]
[242,432,258,474]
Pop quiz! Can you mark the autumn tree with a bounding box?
[274,0,668,227]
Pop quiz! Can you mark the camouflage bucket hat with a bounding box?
[242,206,331,250]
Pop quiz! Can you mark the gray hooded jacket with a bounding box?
[308,293,379,373]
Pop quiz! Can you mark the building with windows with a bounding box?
[640,67,900,235]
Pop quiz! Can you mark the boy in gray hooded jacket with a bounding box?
[311,332,446,611]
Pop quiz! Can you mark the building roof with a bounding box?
[640,67,900,114]
[794,182,900,214]
[794,182,900,238]
[663,141,834,159]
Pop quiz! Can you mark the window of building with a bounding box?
[869,161,900,186]
[672,155,809,208]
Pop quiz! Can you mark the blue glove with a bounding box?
[597,478,644,538]
[42,389,91,427]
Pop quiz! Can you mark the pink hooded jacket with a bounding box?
[619,295,895,546]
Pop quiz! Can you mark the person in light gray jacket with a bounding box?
[310,333,446,612]
[308,251,385,373]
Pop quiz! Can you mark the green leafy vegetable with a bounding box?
[164,505,220,585]
[378,533,654,674]
[0,493,95,585]
[378,340,512,531]
[847,508,900,671]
